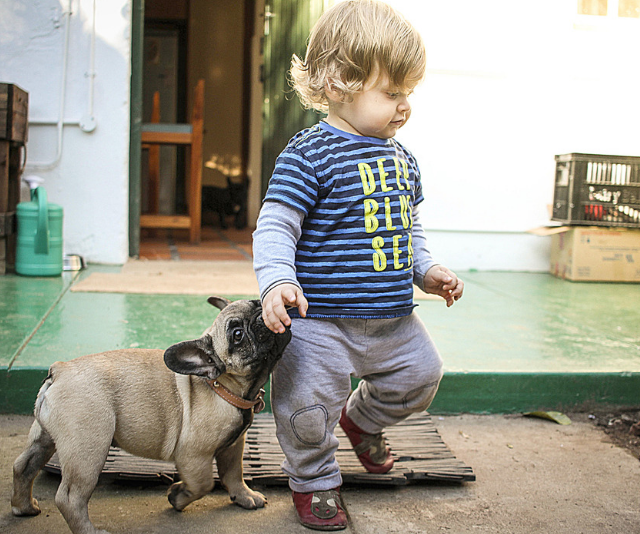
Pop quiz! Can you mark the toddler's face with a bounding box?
[328,70,414,139]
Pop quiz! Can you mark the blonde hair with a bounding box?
[290,0,426,113]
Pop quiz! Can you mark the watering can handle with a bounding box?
[34,186,50,255]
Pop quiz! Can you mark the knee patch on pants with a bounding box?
[290,405,328,446]
[403,380,441,412]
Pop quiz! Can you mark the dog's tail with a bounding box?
[34,368,55,419]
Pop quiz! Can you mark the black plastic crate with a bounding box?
[552,153,640,227]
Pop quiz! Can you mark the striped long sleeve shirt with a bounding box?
[254,121,437,319]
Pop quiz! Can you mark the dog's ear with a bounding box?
[164,338,226,380]
[208,296,231,310]
[276,327,292,353]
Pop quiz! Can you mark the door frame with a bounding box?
[129,0,144,257]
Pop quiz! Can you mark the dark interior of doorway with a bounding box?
[140,0,254,240]
[142,19,188,216]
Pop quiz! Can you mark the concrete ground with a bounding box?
[2,413,639,534]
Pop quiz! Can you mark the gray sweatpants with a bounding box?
[270,312,444,493]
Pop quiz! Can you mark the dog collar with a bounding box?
[205,379,266,413]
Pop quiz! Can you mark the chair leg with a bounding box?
[188,80,204,244]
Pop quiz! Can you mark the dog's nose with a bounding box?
[251,310,283,343]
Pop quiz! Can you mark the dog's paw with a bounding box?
[11,497,41,516]
[168,482,193,511]
[230,487,267,509]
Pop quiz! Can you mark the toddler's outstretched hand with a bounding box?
[423,265,464,307]
[262,283,308,333]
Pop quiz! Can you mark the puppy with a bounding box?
[12,297,290,534]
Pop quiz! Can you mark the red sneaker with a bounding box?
[339,405,394,474]
[292,488,347,531]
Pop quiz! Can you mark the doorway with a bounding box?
[129,0,328,258]
[141,21,188,216]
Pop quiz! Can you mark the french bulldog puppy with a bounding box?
[12,297,291,534]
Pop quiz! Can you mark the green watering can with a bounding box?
[16,185,63,276]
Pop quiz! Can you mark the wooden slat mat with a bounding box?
[44,413,474,486]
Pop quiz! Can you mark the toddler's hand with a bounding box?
[262,283,308,333]
[423,265,464,307]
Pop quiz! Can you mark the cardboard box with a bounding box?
[533,226,640,282]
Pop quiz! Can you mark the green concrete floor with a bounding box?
[1,267,639,414]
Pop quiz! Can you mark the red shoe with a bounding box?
[292,488,347,531]
[339,405,394,474]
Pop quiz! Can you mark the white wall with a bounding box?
[390,0,640,271]
[0,0,131,264]
[2,0,638,270]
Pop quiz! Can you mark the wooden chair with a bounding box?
[144,91,161,215]
[140,79,204,244]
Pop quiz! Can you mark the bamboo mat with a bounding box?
[44,413,474,486]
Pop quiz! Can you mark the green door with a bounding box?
[261,0,329,196]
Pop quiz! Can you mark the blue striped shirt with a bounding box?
[262,121,425,318]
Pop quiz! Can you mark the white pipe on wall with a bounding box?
[80,0,97,133]
[27,0,98,170]
[25,1,72,171]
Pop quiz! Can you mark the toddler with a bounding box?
[253,0,464,530]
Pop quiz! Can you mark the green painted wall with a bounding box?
[261,0,328,196]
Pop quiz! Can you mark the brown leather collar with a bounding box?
[205,379,266,413]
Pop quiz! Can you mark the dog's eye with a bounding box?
[232,328,244,344]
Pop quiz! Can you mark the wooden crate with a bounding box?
[0,83,28,143]
[0,141,22,274]
[0,84,27,273]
